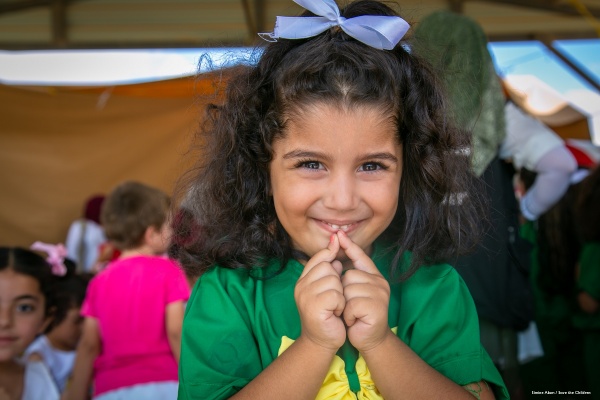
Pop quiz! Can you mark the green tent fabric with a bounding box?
[413,11,506,176]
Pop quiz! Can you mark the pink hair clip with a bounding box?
[30,241,68,276]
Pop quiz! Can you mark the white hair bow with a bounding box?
[259,0,410,50]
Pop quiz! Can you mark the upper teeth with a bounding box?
[327,223,351,231]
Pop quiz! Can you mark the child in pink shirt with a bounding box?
[67,181,191,400]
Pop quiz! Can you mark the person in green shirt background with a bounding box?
[517,164,599,399]
[517,168,587,398]
[573,165,600,400]
[169,0,508,398]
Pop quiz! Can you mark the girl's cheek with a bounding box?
[19,314,49,353]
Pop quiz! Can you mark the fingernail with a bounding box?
[330,234,336,243]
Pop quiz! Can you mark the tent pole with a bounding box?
[542,40,600,93]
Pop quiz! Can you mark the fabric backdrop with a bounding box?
[0,69,592,249]
[0,71,229,247]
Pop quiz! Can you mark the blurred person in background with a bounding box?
[65,196,107,273]
[23,251,91,395]
[66,181,190,400]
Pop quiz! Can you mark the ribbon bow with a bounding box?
[30,241,68,276]
[259,0,409,50]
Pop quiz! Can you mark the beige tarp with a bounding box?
[0,72,229,247]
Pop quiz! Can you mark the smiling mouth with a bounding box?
[318,220,358,232]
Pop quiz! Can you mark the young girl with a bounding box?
[0,247,61,400]
[171,0,508,398]
[66,181,191,400]
[23,245,91,395]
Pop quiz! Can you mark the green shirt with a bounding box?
[573,241,600,330]
[179,242,508,399]
[520,221,572,325]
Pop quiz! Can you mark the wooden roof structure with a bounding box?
[1,0,599,51]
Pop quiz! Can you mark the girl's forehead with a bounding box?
[287,101,393,120]
[0,269,43,300]
[274,104,401,160]
[284,103,396,131]
[285,103,396,133]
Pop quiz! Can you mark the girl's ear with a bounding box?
[144,225,159,245]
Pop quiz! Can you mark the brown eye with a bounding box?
[295,160,322,170]
[360,162,385,172]
[17,304,35,313]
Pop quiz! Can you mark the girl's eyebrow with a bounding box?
[283,150,330,161]
[358,152,399,163]
[283,150,398,163]
[14,295,40,302]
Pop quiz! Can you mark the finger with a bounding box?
[305,269,344,294]
[344,299,369,327]
[337,230,381,275]
[341,281,377,301]
[343,297,373,327]
[341,269,372,287]
[316,288,346,317]
[300,233,340,279]
[331,260,343,276]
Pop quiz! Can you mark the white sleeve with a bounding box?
[502,102,564,170]
[64,221,83,263]
[520,145,577,220]
[22,360,60,400]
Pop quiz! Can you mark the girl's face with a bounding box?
[270,104,403,264]
[47,306,83,351]
[0,269,49,361]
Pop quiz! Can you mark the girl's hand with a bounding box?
[577,290,599,314]
[295,233,346,352]
[338,230,391,353]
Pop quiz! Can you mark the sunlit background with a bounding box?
[0,39,598,95]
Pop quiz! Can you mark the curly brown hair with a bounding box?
[170,0,485,280]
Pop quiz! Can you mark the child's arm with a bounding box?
[360,332,495,399]
[575,245,600,314]
[577,291,599,314]
[338,231,496,400]
[229,335,339,399]
[165,300,186,363]
[230,234,346,399]
[66,317,100,400]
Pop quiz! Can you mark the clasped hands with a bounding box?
[294,230,391,354]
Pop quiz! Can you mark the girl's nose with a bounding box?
[0,307,12,329]
[323,172,359,211]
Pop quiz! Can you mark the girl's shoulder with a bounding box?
[101,255,179,272]
[22,360,60,400]
[372,241,456,283]
[198,257,301,285]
